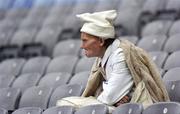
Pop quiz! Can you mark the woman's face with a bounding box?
[80,32,104,57]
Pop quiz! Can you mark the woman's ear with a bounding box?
[99,38,105,46]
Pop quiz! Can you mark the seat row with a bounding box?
[0,84,83,111]
[1,102,180,114]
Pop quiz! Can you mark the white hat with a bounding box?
[76,10,117,39]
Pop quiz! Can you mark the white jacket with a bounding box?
[97,39,134,105]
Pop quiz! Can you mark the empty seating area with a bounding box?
[0,0,180,113]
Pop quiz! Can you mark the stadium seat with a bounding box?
[75,104,108,114]
[12,73,42,93]
[94,0,118,11]
[168,20,180,36]
[73,0,96,13]
[48,84,83,107]
[10,28,38,46]
[0,107,8,114]
[0,74,15,88]
[21,56,50,75]
[164,51,180,70]
[165,0,180,11]
[142,0,166,14]
[115,9,142,35]
[119,0,145,10]
[43,106,75,114]
[19,86,53,110]
[50,4,74,19]
[0,58,26,76]
[164,80,180,102]
[5,8,29,20]
[74,57,95,73]
[53,39,81,57]
[138,11,155,35]
[33,0,54,7]
[12,107,42,114]
[0,9,6,20]
[112,103,143,114]
[137,35,167,51]
[60,14,81,40]
[163,67,180,81]
[164,34,180,53]
[19,16,44,29]
[0,19,19,31]
[148,51,168,68]
[142,102,180,114]
[0,28,15,47]
[59,28,77,41]
[12,0,32,9]
[35,26,62,55]
[46,55,78,74]
[118,36,139,44]
[42,15,63,29]
[38,72,72,88]
[0,87,21,111]
[69,71,90,89]
[0,0,14,9]
[141,20,173,37]
[28,6,51,19]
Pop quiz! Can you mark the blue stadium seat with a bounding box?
[33,0,55,7]
[0,0,14,9]
[12,0,31,9]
